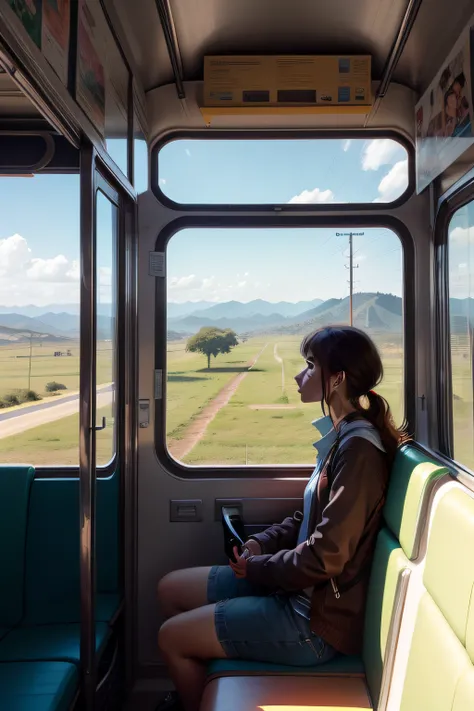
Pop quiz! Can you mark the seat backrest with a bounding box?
[362,445,449,706]
[0,465,35,627]
[23,473,120,624]
[399,486,474,710]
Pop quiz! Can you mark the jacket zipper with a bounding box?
[330,578,340,599]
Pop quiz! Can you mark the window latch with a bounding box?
[93,416,106,431]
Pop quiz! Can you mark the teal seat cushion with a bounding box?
[22,593,121,626]
[207,654,364,678]
[24,476,120,626]
[0,628,10,640]
[0,465,35,627]
[0,661,78,711]
[0,623,110,664]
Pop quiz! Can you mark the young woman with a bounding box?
[156,326,405,711]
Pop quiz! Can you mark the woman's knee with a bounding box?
[157,571,182,617]
[157,567,211,618]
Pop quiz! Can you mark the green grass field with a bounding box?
[0,340,114,466]
[179,336,404,465]
[2,332,474,472]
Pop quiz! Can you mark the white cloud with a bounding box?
[373,160,409,203]
[343,140,352,152]
[450,226,474,245]
[185,148,191,157]
[27,254,79,282]
[288,187,335,204]
[237,281,246,288]
[159,178,167,185]
[0,233,83,306]
[244,272,249,277]
[362,139,404,171]
[0,233,31,277]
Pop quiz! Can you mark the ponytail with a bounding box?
[360,390,406,463]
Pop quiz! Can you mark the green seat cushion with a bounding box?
[0,623,110,665]
[453,667,474,711]
[207,654,364,678]
[384,446,448,559]
[400,592,472,711]
[22,593,121,626]
[423,488,474,650]
[0,466,35,627]
[363,527,408,707]
[0,661,78,711]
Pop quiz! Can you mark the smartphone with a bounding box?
[222,507,246,563]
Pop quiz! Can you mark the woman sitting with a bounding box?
[156,326,405,711]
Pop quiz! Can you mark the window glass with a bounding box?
[95,191,117,466]
[448,201,474,469]
[0,174,81,466]
[157,138,409,205]
[134,122,148,194]
[165,227,404,466]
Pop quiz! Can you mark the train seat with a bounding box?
[0,465,117,706]
[0,465,35,636]
[395,486,474,710]
[202,446,449,710]
[0,661,78,711]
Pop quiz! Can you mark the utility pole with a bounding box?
[336,231,365,326]
[28,332,33,391]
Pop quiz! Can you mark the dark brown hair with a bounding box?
[301,325,406,462]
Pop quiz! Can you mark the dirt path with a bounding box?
[169,344,268,461]
[274,343,285,394]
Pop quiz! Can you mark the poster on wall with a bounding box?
[76,0,106,138]
[8,0,42,48]
[8,0,70,85]
[41,0,70,85]
[416,19,474,192]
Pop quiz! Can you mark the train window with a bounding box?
[156,138,410,205]
[95,191,118,467]
[165,227,404,467]
[0,174,81,466]
[448,200,474,471]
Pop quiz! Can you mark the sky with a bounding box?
[0,137,407,308]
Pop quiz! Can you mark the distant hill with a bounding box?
[168,293,404,336]
[0,313,67,338]
[191,298,323,320]
[0,323,68,345]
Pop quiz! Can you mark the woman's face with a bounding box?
[295,358,323,403]
[446,93,457,116]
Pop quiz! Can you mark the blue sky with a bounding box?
[0,137,406,308]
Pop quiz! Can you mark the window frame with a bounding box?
[33,156,127,479]
[151,129,415,212]
[155,214,415,479]
[436,169,474,479]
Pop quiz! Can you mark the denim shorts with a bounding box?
[207,565,337,666]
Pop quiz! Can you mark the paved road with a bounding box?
[0,385,113,439]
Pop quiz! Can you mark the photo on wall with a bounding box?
[416,18,474,192]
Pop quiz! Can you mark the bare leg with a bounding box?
[157,567,212,619]
[158,604,226,711]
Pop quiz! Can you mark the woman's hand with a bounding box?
[229,547,249,578]
[242,539,262,556]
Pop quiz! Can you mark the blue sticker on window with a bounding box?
[338,87,351,102]
[339,58,350,74]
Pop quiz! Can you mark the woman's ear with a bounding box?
[333,371,346,388]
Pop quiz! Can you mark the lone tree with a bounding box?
[186,327,238,369]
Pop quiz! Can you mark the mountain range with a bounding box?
[167,294,403,336]
[2,295,474,344]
